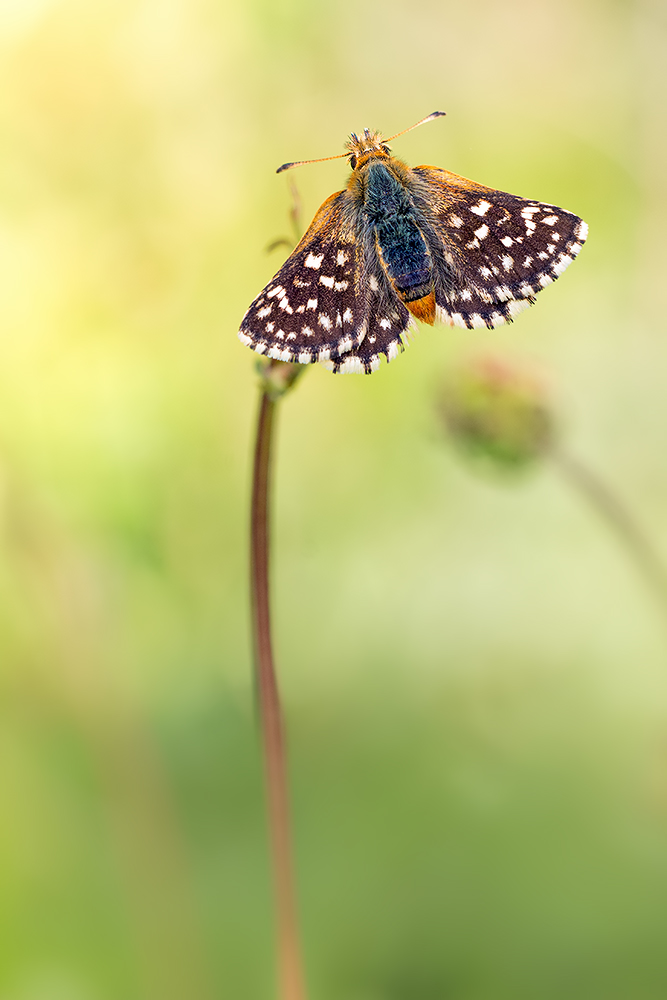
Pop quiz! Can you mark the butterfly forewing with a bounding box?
[411,167,588,329]
[239,191,366,364]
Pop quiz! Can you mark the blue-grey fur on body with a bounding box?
[362,163,432,303]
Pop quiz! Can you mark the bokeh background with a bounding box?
[2,1,667,997]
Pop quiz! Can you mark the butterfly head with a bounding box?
[346,129,391,170]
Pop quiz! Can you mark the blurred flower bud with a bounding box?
[437,355,555,470]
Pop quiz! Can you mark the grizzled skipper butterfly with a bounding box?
[239,112,587,374]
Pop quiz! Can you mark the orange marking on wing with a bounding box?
[413,165,491,192]
[406,292,435,325]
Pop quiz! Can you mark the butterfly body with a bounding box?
[361,158,437,324]
[239,120,588,374]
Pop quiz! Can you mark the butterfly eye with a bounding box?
[349,154,358,169]
[381,145,390,155]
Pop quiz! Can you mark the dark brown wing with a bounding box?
[410,165,588,329]
[239,191,366,364]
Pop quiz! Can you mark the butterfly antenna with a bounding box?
[276,111,446,173]
[384,110,446,143]
[276,151,350,174]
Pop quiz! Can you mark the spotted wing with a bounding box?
[411,166,588,329]
[239,191,369,365]
[322,261,416,374]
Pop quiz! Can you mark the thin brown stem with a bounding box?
[551,444,667,628]
[250,361,307,1000]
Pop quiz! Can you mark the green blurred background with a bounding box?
[2,1,667,997]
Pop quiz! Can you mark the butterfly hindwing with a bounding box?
[324,299,414,373]
[411,166,588,329]
[321,257,414,373]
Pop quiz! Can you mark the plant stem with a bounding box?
[250,362,307,1000]
[551,444,667,627]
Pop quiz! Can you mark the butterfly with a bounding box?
[238,112,588,374]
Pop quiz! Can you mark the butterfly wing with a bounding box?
[239,191,369,364]
[411,166,588,329]
[322,299,415,373]
[321,255,417,373]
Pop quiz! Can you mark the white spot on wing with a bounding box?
[521,206,540,219]
[553,254,573,276]
[474,224,489,239]
[267,346,292,362]
[507,299,530,319]
[337,355,366,374]
[342,307,353,323]
[470,200,492,216]
[306,298,318,310]
[435,306,456,326]
[319,275,334,288]
[305,253,323,269]
[336,250,349,266]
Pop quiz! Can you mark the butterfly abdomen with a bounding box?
[361,160,436,325]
